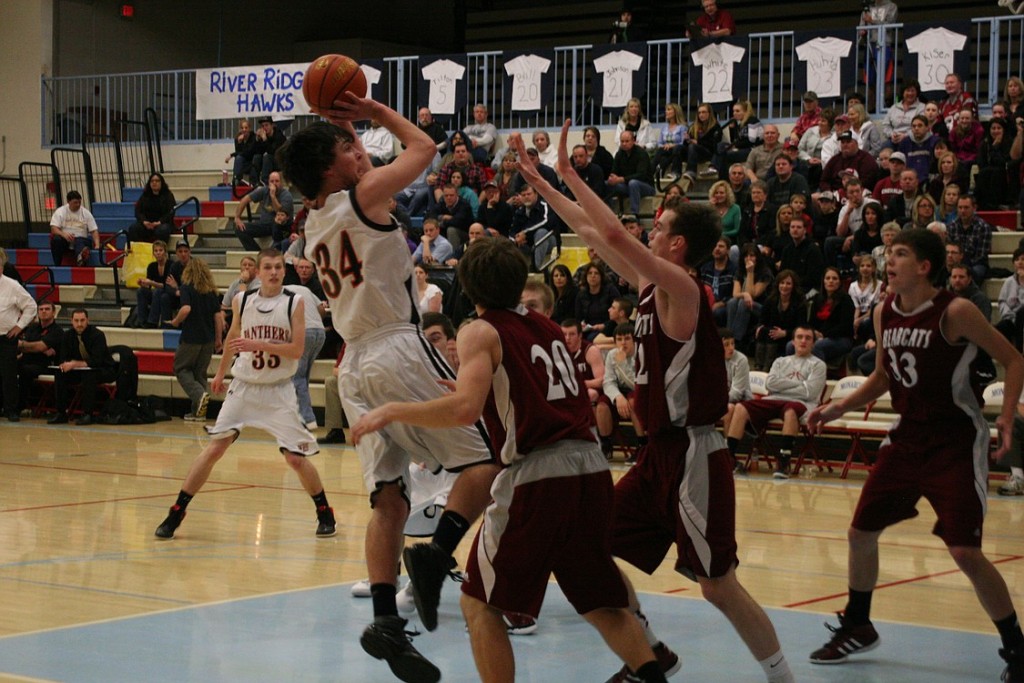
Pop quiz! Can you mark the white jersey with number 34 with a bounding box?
[303,187,418,341]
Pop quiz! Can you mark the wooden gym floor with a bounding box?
[1,419,1022,681]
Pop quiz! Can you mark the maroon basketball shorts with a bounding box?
[612,425,739,581]
[742,399,807,432]
[852,418,990,547]
[461,440,628,618]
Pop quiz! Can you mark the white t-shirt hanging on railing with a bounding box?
[905,27,968,92]
[795,37,853,99]
[593,50,644,108]
[420,59,466,115]
[360,64,382,102]
[691,43,746,104]
[504,54,552,111]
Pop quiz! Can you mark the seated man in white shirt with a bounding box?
[49,190,100,267]
[725,325,826,478]
[720,328,752,437]
[360,118,396,167]
[595,324,646,460]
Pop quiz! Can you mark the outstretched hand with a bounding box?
[554,119,574,177]
[508,133,538,182]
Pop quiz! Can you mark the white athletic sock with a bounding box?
[759,650,794,683]
[633,607,660,648]
[1012,466,1023,480]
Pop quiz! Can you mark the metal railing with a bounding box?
[23,266,56,304]
[40,14,1024,147]
[0,176,30,245]
[18,162,60,227]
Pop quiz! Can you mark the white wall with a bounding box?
[0,1,54,169]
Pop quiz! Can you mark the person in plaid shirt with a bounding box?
[947,194,993,282]
[436,141,485,197]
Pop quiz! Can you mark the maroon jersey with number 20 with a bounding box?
[479,306,597,465]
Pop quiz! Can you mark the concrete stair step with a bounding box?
[191,249,227,267]
[163,171,223,186]
[198,235,241,250]
[56,305,129,325]
[992,231,1023,254]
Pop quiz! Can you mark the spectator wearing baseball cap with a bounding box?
[253,117,287,185]
[776,138,811,180]
[792,91,823,142]
[819,128,879,192]
[872,151,907,209]
[820,113,855,167]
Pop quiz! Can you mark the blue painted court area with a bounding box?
[0,582,1006,682]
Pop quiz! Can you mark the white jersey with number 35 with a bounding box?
[230,289,298,384]
[303,187,417,341]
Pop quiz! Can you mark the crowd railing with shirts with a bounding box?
[40,14,1024,148]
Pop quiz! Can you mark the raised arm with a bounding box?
[317,93,435,222]
[511,121,692,303]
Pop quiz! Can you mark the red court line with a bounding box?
[664,587,690,594]
[753,529,1022,559]
[0,460,366,499]
[785,554,1024,609]
[3,486,255,513]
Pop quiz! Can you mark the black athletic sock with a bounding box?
[433,510,470,557]
[636,435,648,448]
[311,490,329,510]
[779,435,796,452]
[600,435,613,449]
[634,661,668,683]
[370,582,398,618]
[844,588,874,625]
[727,436,739,457]
[995,611,1024,650]
[175,491,194,510]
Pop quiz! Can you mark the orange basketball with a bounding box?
[302,54,367,111]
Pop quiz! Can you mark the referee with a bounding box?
[0,248,38,422]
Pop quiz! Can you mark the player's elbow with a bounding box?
[451,401,483,427]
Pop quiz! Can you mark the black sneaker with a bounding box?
[48,412,69,424]
[403,542,454,632]
[1001,646,1024,682]
[5,412,20,423]
[155,504,186,539]
[809,613,880,664]
[321,428,347,444]
[316,505,337,537]
[605,641,681,682]
[360,615,441,683]
[773,452,792,480]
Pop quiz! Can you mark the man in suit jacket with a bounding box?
[48,308,117,426]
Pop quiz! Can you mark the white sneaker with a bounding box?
[351,579,372,597]
[503,613,538,636]
[305,420,318,430]
[999,476,1024,496]
[396,581,416,614]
